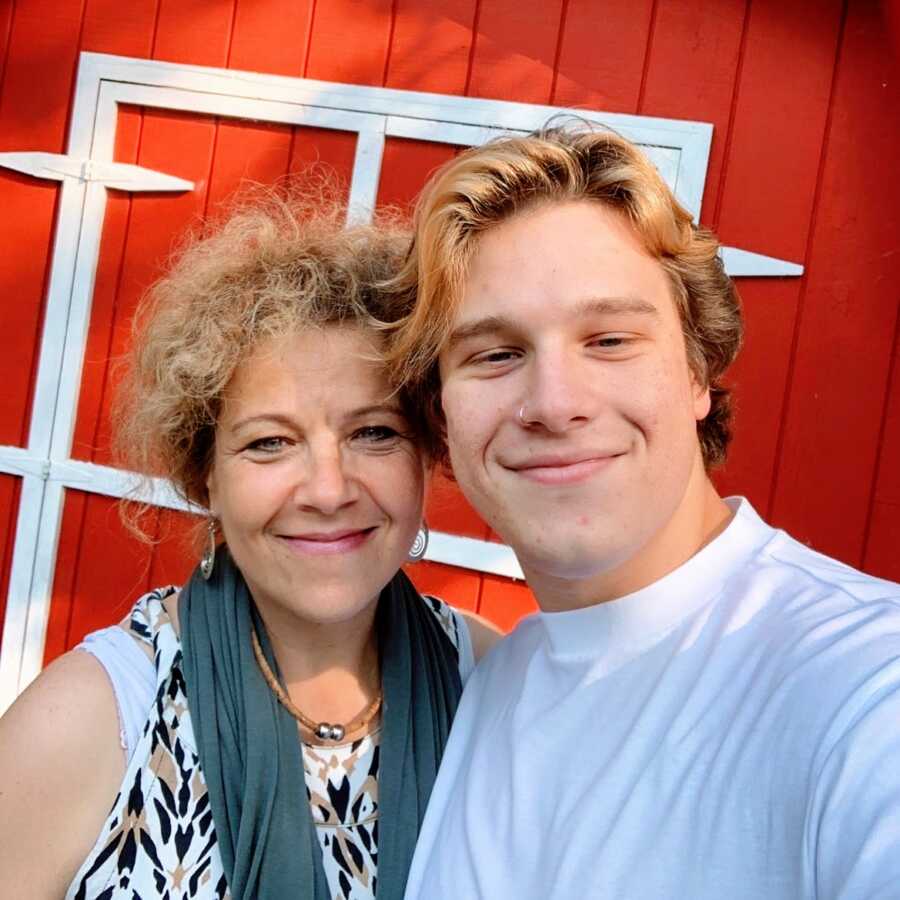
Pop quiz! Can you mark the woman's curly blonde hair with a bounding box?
[114,189,421,535]
[388,125,743,469]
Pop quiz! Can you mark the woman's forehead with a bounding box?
[221,325,395,416]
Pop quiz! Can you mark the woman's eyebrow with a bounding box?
[346,403,405,420]
[229,412,296,433]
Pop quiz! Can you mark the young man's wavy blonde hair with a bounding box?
[388,125,743,468]
[114,190,421,535]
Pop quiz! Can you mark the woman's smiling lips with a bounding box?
[278,527,376,555]
[505,452,624,485]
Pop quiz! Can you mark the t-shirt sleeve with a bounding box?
[809,666,900,899]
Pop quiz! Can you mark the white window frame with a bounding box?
[0,52,803,711]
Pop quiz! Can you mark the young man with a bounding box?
[391,128,900,899]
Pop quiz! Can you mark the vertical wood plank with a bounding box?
[772,2,900,564]
[81,0,159,57]
[0,0,84,446]
[0,0,16,96]
[305,0,394,84]
[152,0,235,66]
[287,125,358,202]
[385,0,477,94]
[203,120,294,209]
[46,491,157,662]
[707,1,843,514]
[43,488,87,661]
[376,137,458,211]
[466,0,564,102]
[228,0,312,76]
[148,508,199,589]
[551,0,654,112]
[0,476,21,654]
[637,0,746,224]
[864,326,900,580]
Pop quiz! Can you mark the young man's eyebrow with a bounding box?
[447,297,660,350]
[446,315,515,350]
[573,296,661,318]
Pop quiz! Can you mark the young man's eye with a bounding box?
[590,335,630,349]
[473,348,521,366]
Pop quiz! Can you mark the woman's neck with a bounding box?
[257,598,381,733]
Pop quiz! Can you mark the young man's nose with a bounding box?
[520,353,593,433]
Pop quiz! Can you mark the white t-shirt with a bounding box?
[404,498,900,900]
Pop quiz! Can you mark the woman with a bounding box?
[0,196,499,899]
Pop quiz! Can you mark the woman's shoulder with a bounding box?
[421,593,465,649]
[0,649,127,896]
[420,595,504,679]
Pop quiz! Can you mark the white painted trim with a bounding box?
[0,476,47,713]
[0,152,193,191]
[427,531,523,580]
[90,52,712,218]
[720,246,804,277]
[0,445,48,479]
[347,126,386,225]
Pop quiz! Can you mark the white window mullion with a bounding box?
[346,122,386,225]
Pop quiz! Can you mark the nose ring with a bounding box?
[518,405,530,427]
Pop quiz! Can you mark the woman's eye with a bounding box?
[245,436,287,453]
[354,425,401,444]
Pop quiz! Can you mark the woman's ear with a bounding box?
[205,467,219,518]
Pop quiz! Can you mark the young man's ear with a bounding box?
[693,382,712,422]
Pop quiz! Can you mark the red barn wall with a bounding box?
[0,0,897,659]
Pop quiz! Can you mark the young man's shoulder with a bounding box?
[758,524,899,605]
[748,522,900,655]
[731,521,900,728]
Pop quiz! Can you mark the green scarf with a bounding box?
[180,546,462,900]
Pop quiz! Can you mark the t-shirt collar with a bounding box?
[537,497,775,660]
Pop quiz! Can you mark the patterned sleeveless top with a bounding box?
[65,587,469,900]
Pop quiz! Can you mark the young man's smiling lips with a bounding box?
[278,527,377,556]
[504,451,626,486]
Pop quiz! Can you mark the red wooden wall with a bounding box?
[0,0,897,661]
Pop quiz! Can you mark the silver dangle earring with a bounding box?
[200,518,217,580]
[408,522,429,562]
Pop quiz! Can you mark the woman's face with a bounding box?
[206,325,426,629]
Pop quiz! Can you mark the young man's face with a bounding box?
[438,200,715,608]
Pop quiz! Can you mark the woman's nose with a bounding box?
[296,444,357,514]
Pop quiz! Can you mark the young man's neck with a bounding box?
[526,476,734,614]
